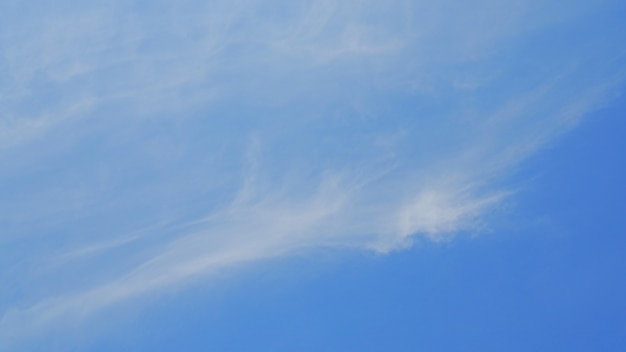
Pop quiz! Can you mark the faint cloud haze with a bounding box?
[1,0,625,344]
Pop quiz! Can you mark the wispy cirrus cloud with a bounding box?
[1,0,625,346]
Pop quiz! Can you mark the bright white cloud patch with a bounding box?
[1,0,625,344]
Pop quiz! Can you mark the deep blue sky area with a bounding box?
[71,98,626,352]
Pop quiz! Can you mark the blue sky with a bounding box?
[1,1,625,351]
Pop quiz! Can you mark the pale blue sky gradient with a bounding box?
[1,1,625,350]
